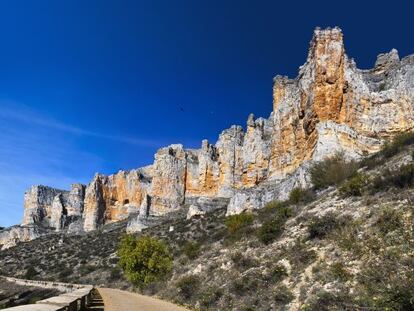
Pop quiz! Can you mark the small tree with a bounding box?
[117,235,173,288]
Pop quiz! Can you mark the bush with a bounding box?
[371,164,414,192]
[375,208,404,235]
[359,154,383,170]
[380,131,414,159]
[310,154,358,189]
[117,235,173,288]
[257,218,284,245]
[264,200,287,210]
[267,264,288,283]
[58,267,73,280]
[78,264,95,275]
[339,173,367,197]
[24,266,38,280]
[289,187,315,204]
[199,286,223,307]
[302,289,352,311]
[274,284,294,304]
[358,259,414,310]
[176,275,200,300]
[327,262,351,282]
[308,213,345,240]
[285,240,318,271]
[225,213,255,235]
[257,205,293,244]
[231,274,259,295]
[230,252,257,270]
[329,220,362,254]
[182,241,200,260]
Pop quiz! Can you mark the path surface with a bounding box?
[98,287,190,311]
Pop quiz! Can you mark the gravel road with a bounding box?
[98,287,190,311]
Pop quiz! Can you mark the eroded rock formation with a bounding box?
[3,27,413,248]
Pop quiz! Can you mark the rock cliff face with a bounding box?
[83,167,152,231]
[2,27,413,248]
[22,184,85,230]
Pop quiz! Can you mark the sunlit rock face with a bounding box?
[22,186,65,226]
[150,144,187,214]
[269,27,374,180]
[83,168,152,231]
[22,184,86,231]
[228,27,414,214]
[13,27,414,236]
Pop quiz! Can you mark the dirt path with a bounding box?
[97,287,190,311]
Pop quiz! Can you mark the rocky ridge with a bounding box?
[1,27,413,248]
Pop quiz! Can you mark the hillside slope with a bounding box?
[1,137,413,310]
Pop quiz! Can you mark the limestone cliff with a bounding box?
[2,27,413,248]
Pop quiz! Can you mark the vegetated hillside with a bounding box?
[1,135,414,310]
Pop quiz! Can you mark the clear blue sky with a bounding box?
[0,0,413,227]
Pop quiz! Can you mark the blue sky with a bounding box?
[0,0,413,227]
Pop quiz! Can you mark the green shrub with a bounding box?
[78,264,95,275]
[257,218,284,244]
[58,267,73,280]
[302,289,352,311]
[327,262,351,282]
[230,252,257,270]
[274,284,294,304]
[308,213,345,240]
[182,241,200,260]
[358,154,383,170]
[329,220,362,254]
[310,154,358,189]
[285,240,318,271]
[375,208,404,235]
[380,131,414,159]
[339,173,367,196]
[24,266,38,280]
[264,201,293,218]
[231,274,259,295]
[264,200,287,210]
[267,264,288,283]
[257,205,293,244]
[288,187,315,204]
[225,213,255,235]
[117,235,173,288]
[176,275,200,300]
[358,259,414,310]
[199,286,223,307]
[371,164,414,192]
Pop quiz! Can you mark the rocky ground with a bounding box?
[0,280,61,309]
[0,142,414,310]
